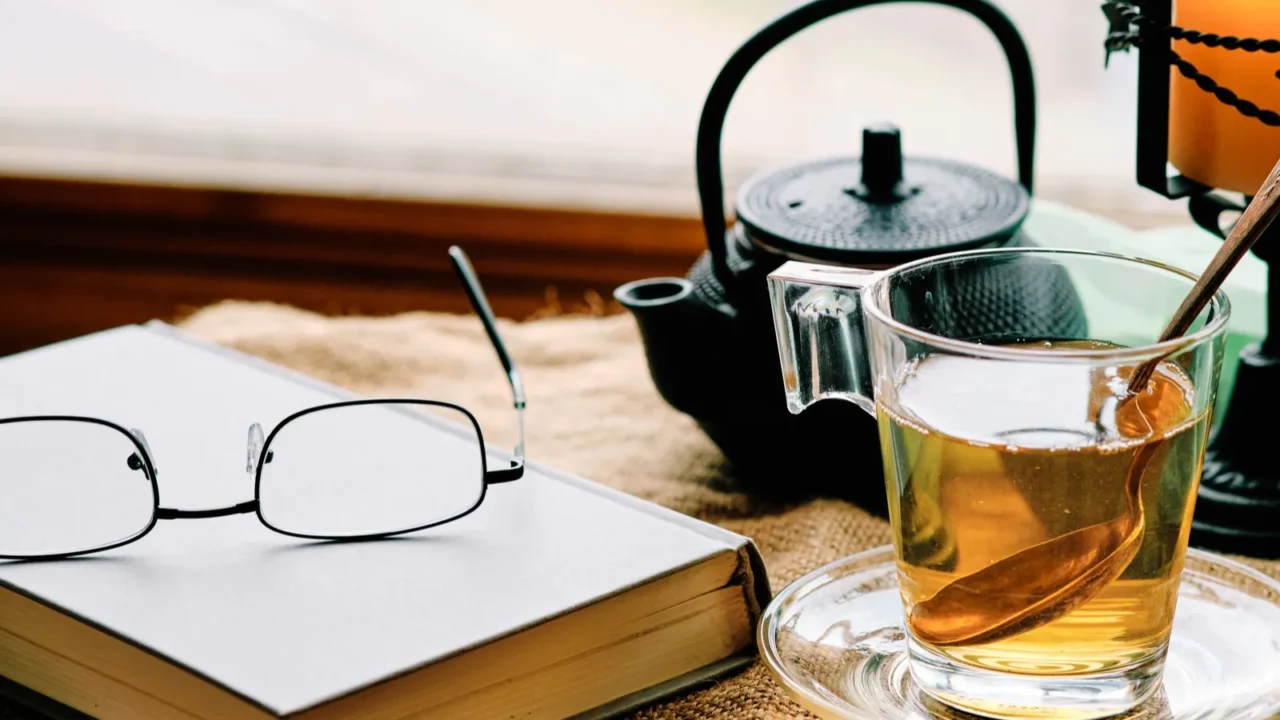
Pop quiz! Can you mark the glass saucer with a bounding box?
[759,545,1280,720]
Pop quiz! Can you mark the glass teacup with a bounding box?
[768,248,1228,719]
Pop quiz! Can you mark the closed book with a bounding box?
[0,322,769,720]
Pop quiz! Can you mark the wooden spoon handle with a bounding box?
[1128,156,1280,395]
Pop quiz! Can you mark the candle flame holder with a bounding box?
[1104,0,1280,559]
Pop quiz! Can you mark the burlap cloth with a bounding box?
[7,302,1279,719]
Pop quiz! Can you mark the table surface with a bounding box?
[3,304,1278,720]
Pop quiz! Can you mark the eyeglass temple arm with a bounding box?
[448,246,525,483]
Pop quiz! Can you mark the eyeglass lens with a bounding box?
[256,402,486,538]
[0,419,156,558]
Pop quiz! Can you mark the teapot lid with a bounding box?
[735,124,1030,265]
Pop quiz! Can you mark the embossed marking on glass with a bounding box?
[768,248,1229,720]
[0,246,525,561]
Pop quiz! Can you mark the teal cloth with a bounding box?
[1023,200,1267,425]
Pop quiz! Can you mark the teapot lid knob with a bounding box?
[860,123,904,200]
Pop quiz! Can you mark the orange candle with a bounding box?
[1169,0,1280,195]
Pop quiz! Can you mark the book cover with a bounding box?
[0,323,770,719]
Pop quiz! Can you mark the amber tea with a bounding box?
[879,340,1209,678]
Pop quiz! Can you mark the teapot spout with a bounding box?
[614,277,728,417]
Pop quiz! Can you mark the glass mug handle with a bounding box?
[767,261,881,416]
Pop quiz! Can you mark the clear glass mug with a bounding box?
[767,248,1228,719]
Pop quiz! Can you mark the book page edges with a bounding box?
[569,655,755,720]
[564,543,767,720]
[0,551,757,720]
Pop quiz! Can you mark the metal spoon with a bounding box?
[908,156,1280,648]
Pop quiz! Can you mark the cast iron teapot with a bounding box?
[614,0,1087,511]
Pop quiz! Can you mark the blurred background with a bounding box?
[0,0,1181,354]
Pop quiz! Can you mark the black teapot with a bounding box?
[614,0,1087,512]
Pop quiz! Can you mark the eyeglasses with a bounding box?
[0,247,526,561]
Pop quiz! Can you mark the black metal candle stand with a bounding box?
[1104,0,1280,558]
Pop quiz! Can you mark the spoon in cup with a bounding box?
[909,156,1280,648]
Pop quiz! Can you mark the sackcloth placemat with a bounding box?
[4,301,1278,720]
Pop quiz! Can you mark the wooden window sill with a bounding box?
[0,0,1194,355]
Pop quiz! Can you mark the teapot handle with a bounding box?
[695,0,1037,285]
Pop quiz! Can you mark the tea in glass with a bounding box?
[880,343,1208,718]
[768,249,1229,718]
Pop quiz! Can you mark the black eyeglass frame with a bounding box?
[0,246,526,561]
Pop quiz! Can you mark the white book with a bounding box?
[0,322,769,720]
